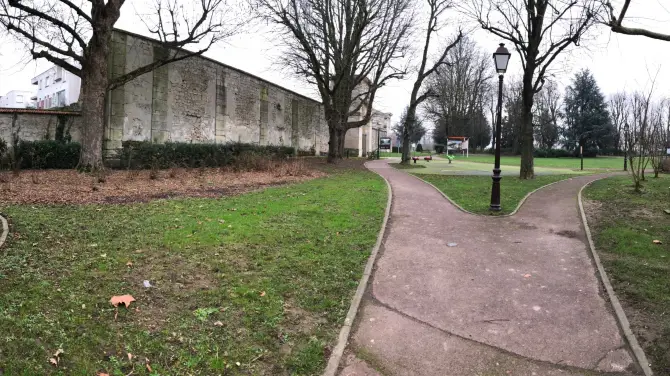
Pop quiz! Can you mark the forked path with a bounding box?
[341,160,637,376]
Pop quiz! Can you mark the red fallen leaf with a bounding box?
[49,358,58,366]
[126,261,133,267]
[653,240,662,245]
[109,295,136,308]
[523,274,531,278]
[260,291,266,297]
[97,372,110,376]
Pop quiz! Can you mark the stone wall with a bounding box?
[0,109,82,145]
[105,31,329,156]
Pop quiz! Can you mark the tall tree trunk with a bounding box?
[78,32,111,171]
[327,125,342,163]
[519,67,535,179]
[401,104,418,164]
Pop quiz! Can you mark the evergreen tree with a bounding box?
[393,108,427,145]
[562,70,614,152]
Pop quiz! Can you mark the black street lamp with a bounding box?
[490,43,511,211]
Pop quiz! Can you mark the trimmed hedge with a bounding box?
[118,141,295,169]
[533,148,573,158]
[17,140,81,169]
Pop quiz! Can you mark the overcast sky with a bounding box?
[1,1,669,127]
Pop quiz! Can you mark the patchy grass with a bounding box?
[389,163,426,170]
[466,154,624,170]
[583,175,670,375]
[0,167,387,375]
[413,174,573,215]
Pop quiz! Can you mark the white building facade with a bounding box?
[31,65,81,109]
[0,90,34,108]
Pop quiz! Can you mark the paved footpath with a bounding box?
[340,160,638,376]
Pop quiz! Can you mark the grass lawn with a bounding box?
[583,175,670,375]
[412,173,573,215]
[381,152,432,158]
[465,154,624,170]
[0,169,387,375]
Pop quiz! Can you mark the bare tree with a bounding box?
[0,0,239,171]
[398,0,462,163]
[424,37,492,151]
[534,81,560,149]
[465,0,601,178]
[649,102,668,178]
[628,88,655,192]
[255,0,413,162]
[604,0,670,41]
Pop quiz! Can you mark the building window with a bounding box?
[56,90,66,107]
[45,76,50,87]
[16,95,23,103]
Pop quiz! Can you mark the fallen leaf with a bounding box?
[127,353,133,361]
[653,240,663,245]
[97,372,110,376]
[664,209,670,215]
[53,348,64,357]
[109,294,136,308]
[146,358,152,372]
[523,274,532,278]
[214,321,223,326]
[126,261,133,267]
[49,358,58,366]
[260,291,266,297]
[218,219,226,224]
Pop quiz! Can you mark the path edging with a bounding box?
[402,167,572,217]
[578,179,653,376]
[0,214,8,249]
[322,162,393,376]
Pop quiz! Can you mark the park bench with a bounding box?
[412,155,433,163]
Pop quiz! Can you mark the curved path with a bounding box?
[341,160,637,376]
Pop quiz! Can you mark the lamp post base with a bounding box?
[490,168,502,211]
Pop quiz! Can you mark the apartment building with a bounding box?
[31,65,81,109]
[0,90,34,108]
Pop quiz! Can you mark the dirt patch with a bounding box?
[0,162,325,205]
[555,230,578,238]
[123,250,220,332]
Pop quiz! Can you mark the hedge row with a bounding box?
[7,140,81,169]
[0,140,297,170]
[119,141,295,169]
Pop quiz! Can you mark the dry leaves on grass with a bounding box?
[0,167,324,205]
[110,295,136,308]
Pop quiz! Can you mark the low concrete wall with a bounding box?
[0,109,82,144]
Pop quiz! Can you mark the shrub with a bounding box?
[416,143,423,152]
[344,148,359,158]
[434,144,445,154]
[0,138,7,157]
[534,148,572,158]
[17,140,81,169]
[118,141,295,170]
[662,158,670,173]
[392,146,400,153]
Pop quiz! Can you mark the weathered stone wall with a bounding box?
[105,31,329,156]
[0,110,82,145]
